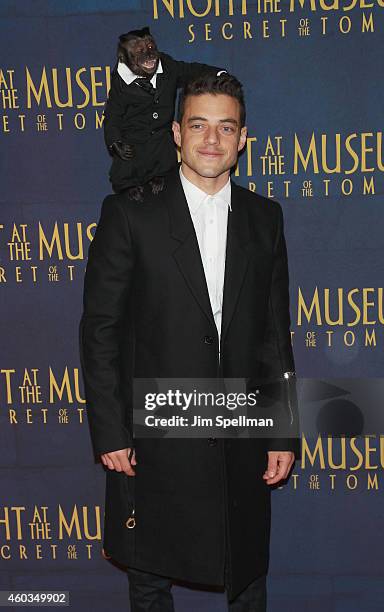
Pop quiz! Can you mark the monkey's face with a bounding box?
[121,35,160,78]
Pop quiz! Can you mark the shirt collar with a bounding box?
[179,166,232,215]
[117,58,163,85]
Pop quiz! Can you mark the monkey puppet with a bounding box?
[104,26,226,201]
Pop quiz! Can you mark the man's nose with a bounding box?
[204,126,219,145]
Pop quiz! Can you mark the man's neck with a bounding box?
[180,163,230,195]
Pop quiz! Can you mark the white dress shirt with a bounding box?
[118,59,226,89]
[179,167,232,357]
[117,59,164,88]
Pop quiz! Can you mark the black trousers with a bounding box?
[126,567,267,611]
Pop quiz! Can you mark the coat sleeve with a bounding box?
[260,203,300,457]
[161,52,226,87]
[79,195,135,458]
[103,71,126,148]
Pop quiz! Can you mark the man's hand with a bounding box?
[101,448,137,476]
[263,451,295,485]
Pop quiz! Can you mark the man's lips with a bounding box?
[197,150,224,157]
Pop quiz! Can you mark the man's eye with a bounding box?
[191,124,203,129]
[222,126,234,133]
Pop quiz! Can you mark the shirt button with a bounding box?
[152,112,159,119]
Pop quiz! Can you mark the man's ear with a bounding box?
[238,126,247,152]
[172,120,181,147]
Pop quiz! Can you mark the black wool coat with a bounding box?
[79,165,299,599]
[104,52,223,192]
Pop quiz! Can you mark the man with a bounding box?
[79,73,299,611]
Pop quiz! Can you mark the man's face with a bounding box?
[172,93,247,180]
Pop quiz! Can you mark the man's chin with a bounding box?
[181,157,233,180]
[194,165,228,178]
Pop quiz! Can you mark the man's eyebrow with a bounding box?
[187,116,238,125]
[187,116,207,123]
[220,118,238,125]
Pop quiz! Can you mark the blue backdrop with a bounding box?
[1,1,383,610]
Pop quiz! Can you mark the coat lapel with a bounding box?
[165,167,251,338]
[220,181,251,342]
[154,54,170,99]
[166,166,216,329]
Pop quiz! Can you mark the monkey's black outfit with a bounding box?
[104,51,224,194]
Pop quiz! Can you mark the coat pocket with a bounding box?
[104,469,136,530]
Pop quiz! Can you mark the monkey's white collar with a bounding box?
[117,59,163,89]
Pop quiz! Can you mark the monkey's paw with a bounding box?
[149,176,165,195]
[126,185,144,202]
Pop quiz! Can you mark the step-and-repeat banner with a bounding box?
[1,1,383,610]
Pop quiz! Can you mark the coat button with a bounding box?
[208,437,217,447]
[152,112,159,119]
[203,335,214,345]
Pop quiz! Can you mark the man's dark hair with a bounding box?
[177,73,246,128]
